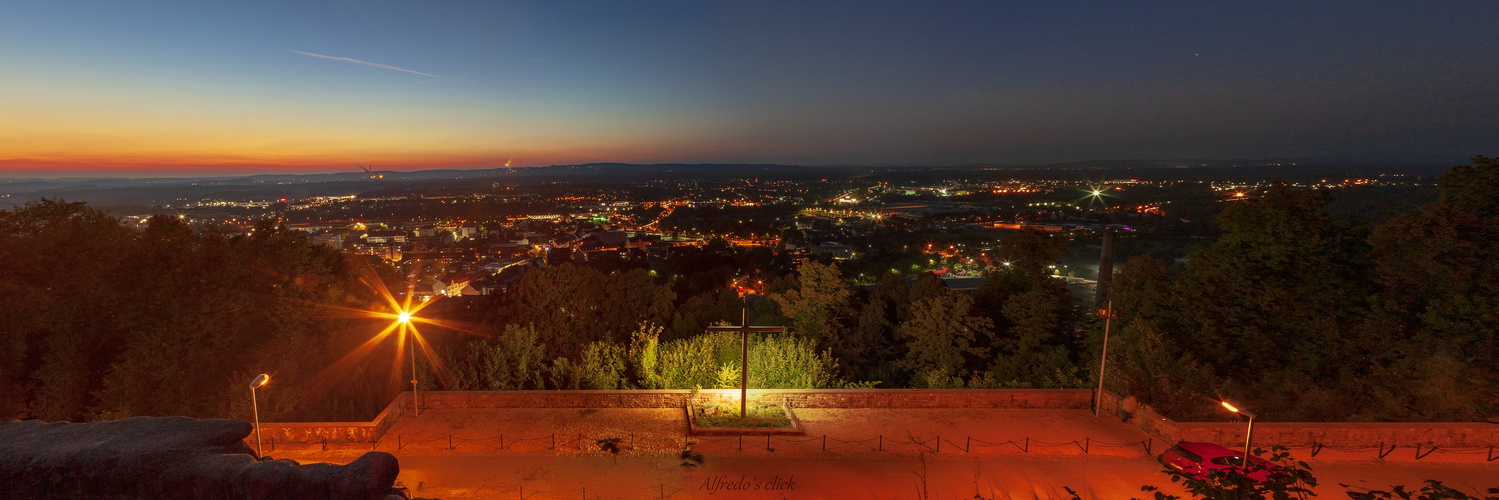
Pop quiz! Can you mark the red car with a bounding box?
[1158,442,1278,482]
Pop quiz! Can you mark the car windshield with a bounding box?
[1169,445,1204,462]
[1209,456,1244,466]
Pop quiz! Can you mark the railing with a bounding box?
[257,428,1499,463]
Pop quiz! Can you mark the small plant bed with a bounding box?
[687,401,804,436]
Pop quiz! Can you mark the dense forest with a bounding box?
[0,157,1493,423]
[1104,156,1498,421]
[0,208,403,422]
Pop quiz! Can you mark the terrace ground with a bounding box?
[266,408,1499,499]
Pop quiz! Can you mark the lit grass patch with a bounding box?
[693,402,792,428]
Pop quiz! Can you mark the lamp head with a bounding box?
[1221,400,1256,417]
[250,374,270,388]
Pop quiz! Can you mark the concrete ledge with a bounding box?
[414,388,1094,410]
[257,389,1499,450]
[253,392,407,445]
[1095,389,1499,449]
[1175,421,1499,448]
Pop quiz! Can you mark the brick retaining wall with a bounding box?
[1097,389,1179,444]
[250,389,1499,449]
[410,388,1095,410]
[251,392,407,445]
[1096,389,1499,449]
[1174,422,1499,449]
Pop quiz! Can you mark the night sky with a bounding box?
[2,1,1496,175]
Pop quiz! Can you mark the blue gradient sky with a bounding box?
[2,1,1496,175]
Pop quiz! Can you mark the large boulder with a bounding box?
[0,416,399,499]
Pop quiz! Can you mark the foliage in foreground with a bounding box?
[1129,446,1496,500]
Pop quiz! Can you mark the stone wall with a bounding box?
[410,388,1095,410]
[255,389,1499,449]
[1175,422,1499,448]
[252,393,407,445]
[1096,389,1179,444]
[1095,389,1499,449]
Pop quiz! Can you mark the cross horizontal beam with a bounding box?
[704,326,786,333]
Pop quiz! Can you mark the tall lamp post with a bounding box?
[399,311,419,416]
[1093,300,1114,416]
[1221,400,1257,466]
[248,374,269,457]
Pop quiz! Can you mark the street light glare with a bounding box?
[398,311,411,323]
[1221,401,1240,413]
[1091,190,1102,196]
[249,373,269,388]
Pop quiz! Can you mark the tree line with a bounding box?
[448,223,1083,392]
[1103,156,1498,421]
[0,204,409,422]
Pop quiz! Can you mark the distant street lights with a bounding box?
[1221,400,1257,467]
[248,374,269,457]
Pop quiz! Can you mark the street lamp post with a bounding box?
[249,374,269,457]
[1093,300,1114,416]
[1221,400,1257,467]
[399,311,419,416]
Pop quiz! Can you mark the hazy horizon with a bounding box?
[3,2,1496,176]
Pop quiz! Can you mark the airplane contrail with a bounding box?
[290,50,448,79]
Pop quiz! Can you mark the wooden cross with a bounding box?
[705,308,786,419]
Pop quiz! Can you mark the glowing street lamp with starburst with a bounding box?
[311,263,475,417]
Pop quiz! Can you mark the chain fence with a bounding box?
[257,431,1499,462]
[394,481,695,500]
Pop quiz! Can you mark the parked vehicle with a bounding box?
[1158,442,1278,482]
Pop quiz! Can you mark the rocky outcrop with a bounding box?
[0,416,400,499]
